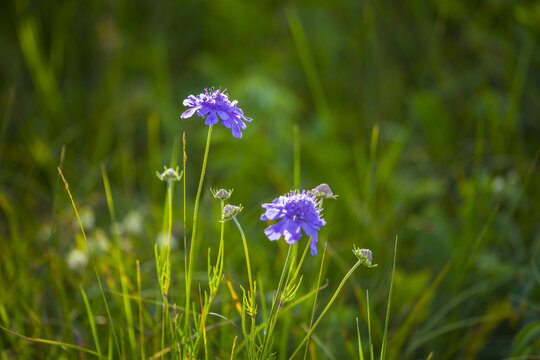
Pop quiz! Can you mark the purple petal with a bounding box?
[181,106,200,119]
[309,236,318,255]
[231,121,242,138]
[234,117,247,129]
[205,111,219,125]
[217,110,229,119]
[302,222,320,255]
[261,207,282,221]
[264,219,287,241]
[283,220,302,244]
[197,107,211,117]
[183,95,198,106]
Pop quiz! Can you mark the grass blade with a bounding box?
[380,236,398,360]
[57,167,122,357]
[357,317,364,360]
[80,285,102,356]
[0,325,104,358]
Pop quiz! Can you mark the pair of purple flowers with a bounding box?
[182,88,332,255]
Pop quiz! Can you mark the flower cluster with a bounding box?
[181,88,252,138]
[261,190,326,255]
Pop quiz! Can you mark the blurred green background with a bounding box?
[1,0,540,358]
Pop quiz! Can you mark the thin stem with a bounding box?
[232,217,254,296]
[137,260,145,360]
[260,245,293,359]
[217,200,225,277]
[289,258,364,360]
[232,216,256,358]
[184,125,213,338]
[165,181,173,292]
[291,237,310,284]
[182,132,187,359]
[302,243,327,360]
[162,181,173,357]
[161,298,166,357]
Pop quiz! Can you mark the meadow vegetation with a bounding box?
[1,0,540,359]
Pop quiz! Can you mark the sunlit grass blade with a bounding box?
[57,167,122,357]
[80,285,102,356]
[101,165,137,355]
[357,317,364,360]
[367,290,374,360]
[0,324,104,358]
[136,260,146,360]
[230,335,238,360]
[380,236,397,360]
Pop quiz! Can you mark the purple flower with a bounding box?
[261,190,326,255]
[181,88,252,139]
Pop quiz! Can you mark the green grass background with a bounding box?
[1,0,540,358]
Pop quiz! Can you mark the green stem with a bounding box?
[289,258,363,360]
[165,181,173,292]
[162,181,173,357]
[260,245,293,359]
[217,200,225,277]
[232,216,256,357]
[182,132,187,359]
[232,217,254,297]
[291,238,310,284]
[184,125,213,339]
[302,243,327,360]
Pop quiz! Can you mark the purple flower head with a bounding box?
[181,87,252,139]
[261,190,326,255]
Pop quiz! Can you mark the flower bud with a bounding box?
[353,247,374,267]
[222,204,243,221]
[211,188,233,201]
[156,166,182,182]
[311,183,337,199]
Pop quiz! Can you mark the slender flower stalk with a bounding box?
[222,206,256,357]
[184,125,213,337]
[260,245,293,359]
[289,247,377,360]
[289,258,363,360]
[303,243,327,360]
[182,133,188,359]
[161,181,172,356]
[155,166,182,357]
[232,217,254,303]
